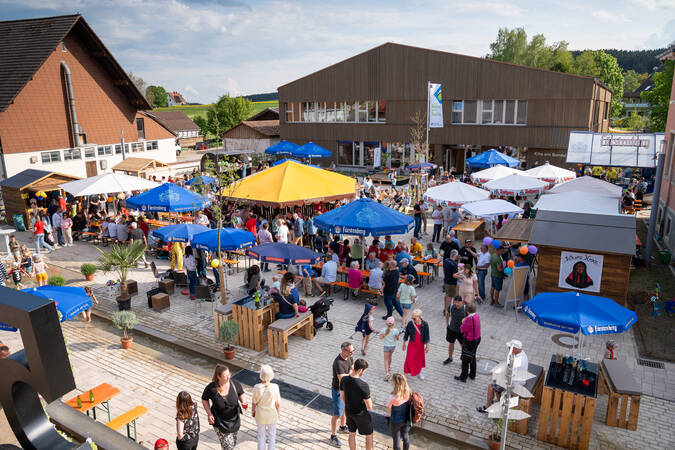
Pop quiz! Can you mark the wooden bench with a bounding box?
[508,363,545,435]
[75,231,101,244]
[335,281,381,301]
[213,303,233,339]
[267,311,314,359]
[106,405,147,441]
[599,359,641,431]
[417,271,431,287]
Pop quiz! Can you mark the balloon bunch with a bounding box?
[482,237,539,275]
[35,191,48,199]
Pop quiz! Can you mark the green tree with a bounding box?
[193,115,209,138]
[625,111,648,131]
[194,94,253,139]
[573,50,624,117]
[127,72,147,97]
[623,69,648,95]
[488,27,528,64]
[642,60,674,132]
[487,27,573,72]
[146,85,168,108]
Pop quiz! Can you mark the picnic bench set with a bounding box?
[65,382,147,441]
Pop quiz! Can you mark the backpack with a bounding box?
[410,391,425,424]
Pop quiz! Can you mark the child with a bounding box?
[83,286,99,322]
[271,275,280,292]
[423,242,439,277]
[20,245,33,275]
[32,255,48,287]
[9,262,27,289]
[379,317,400,381]
[397,275,417,326]
[355,303,376,356]
[298,298,308,313]
[604,340,617,360]
[9,235,20,262]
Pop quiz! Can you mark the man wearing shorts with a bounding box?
[443,249,459,325]
[490,247,505,306]
[444,296,467,365]
[330,342,354,447]
[340,358,373,450]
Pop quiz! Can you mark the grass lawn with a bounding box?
[154,101,278,120]
[628,218,675,362]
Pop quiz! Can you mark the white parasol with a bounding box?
[524,163,576,184]
[470,165,522,184]
[59,173,160,196]
[423,181,490,207]
[484,174,547,197]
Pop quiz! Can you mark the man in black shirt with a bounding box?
[443,249,459,326]
[330,342,354,447]
[458,239,477,267]
[413,202,422,238]
[439,234,460,260]
[382,260,403,320]
[340,359,373,450]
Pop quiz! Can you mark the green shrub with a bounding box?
[48,275,66,286]
[111,311,139,339]
[219,319,240,350]
[80,263,97,276]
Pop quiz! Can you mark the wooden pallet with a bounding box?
[267,312,314,359]
[537,386,596,450]
[508,367,545,435]
[599,363,641,431]
[233,301,277,351]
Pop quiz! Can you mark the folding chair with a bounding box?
[150,261,170,280]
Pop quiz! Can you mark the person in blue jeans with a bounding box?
[413,202,422,238]
[382,261,404,320]
[184,246,198,300]
[475,245,491,301]
[330,342,354,447]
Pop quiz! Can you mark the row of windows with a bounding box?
[452,100,528,125]
[178,130,200,138]
[285,101,386,123]
[41,141,159,164]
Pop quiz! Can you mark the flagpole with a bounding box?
[426,81,430,164]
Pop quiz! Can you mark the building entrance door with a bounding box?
[85,161,97,177]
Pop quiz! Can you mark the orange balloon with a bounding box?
[507,260,515,269]
[519,246,528,255]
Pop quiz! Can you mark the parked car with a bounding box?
[195,142,207,150]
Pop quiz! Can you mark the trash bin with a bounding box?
[658,250,672,264]
[12,213,26,232]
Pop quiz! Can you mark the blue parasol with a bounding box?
[185,175,217,186]
[406,162,438,171]
[272,158,302,166]
[290,142,332,159]
[265,140,300,155]
[192,228,256,251]
[126,183,210,212]
[152,223,210,243]
[21,286,92,322]
[245,242,322,265]
[314,197,414,237]
[466,149,521,168]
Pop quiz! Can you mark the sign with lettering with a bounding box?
[558,251,603,293]
[566,131,664,168]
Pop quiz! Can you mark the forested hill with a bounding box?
[571,48,666,74]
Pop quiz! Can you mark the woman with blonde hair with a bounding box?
[175,391,200,450]
[252,364,281,450]
[387,373,412,450]
[202,365,246,449]
[455,264,482,305]
[402,309,430,380]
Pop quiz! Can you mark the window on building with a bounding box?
[493,100,504,124]
[367,102,377,122]
[147,140,158,150]
[326,102,337,122]
[285,103,293,123]
[346,102,356,122]
[136,118,145,140]
[604,101,609,120]
[357,102,368,122]
[464,100,477,124]
[505,100,516,124]
[131,142,144,152]
[97,145,112,156]
[516,100,527,124]
[115,144,122,154]
[377,101,386,123]
[336,102,346,122]
[481,100,493,124]
[63,148,81,160]
[61,41,67,52]
[41,151,61,163]
[317,102,327,122]
[84,147,95,158]
[337,141,354,165]
[452,101,463,124]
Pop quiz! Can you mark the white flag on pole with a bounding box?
[428,83,443,128]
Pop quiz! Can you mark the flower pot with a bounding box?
[116,294,131,311]
[223,347,235,360]
[85,274,95,281]
[488,434,501,450]
[121,337,133,349]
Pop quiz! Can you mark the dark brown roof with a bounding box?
[146,110,200,132]
[0,14,150,112]
[242,120,279,136]
[247,107,279,121]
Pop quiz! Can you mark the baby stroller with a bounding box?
[311,297,334,332]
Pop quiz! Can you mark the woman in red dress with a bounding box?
[402,309,430,380]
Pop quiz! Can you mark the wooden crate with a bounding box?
[508,367,545,435]
[599,363,641,431]
[537,386,596,450]
[232,301,277,351]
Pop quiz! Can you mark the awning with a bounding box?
[461,199,523,219]
[547,176,623,198]
[59,173,159,196]
[112,157,168,173]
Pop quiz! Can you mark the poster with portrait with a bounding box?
[558,251,603,293]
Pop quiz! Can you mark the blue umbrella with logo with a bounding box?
[290,142,332,159]
[466,149,521,168]
[272,158,302,166]
[314,197,414,237]
[152,223,210,243]
[126,183,210,212]
[245,242,322,265]
[523,291,637,356]
[21,286,92,322]
[185,175,217,186]
[406,162,438,171]
[265,140,299,155]
[192,228,256,251]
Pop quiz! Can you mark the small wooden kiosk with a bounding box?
[493,218,535,245]
[112,157,167,179]
[529,210,635,306]
[0,169,80,227]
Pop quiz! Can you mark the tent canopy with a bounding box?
[265,140,299,155]
[59,173,159,196]
[466,149,520,168]
[534,191,621,215]
[127,183,210,212]
[185,175,217,186]
[222,160,356,207]
[272,158,302,166]
[423,181,490,207]
[461,199,523,219]
[314,197,414,236]
[547,175,623,198]
[524,163,576,183]
[484,174,547,196]
[470,165,521,183]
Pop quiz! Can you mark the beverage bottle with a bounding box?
[77,396,82,408]
[254,291,260,309]
[89,390,94,402]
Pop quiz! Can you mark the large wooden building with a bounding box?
[278,43,612,171]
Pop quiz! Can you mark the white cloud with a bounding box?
[591,10,629,23]
[183,85,200,98]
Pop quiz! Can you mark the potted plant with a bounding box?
[111,310,139,349]
[80,263,97,281]
[219,319,240,359]
[97,242,146,311]
[47,275,66,286]
[488,418,502,450]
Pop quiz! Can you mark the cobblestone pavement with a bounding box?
[6,228,675,449]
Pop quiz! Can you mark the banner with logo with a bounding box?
[428,83,443,128]
[566,131,664,168]
[558,251,603,293]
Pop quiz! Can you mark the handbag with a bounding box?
[460,316,477,361]
[212,381,242,434]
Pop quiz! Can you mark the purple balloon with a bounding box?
[483,237,493,246]
[492,240,501,249]
[502,260,507,268]
[528,245,538,255]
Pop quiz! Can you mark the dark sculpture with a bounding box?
[0,286,79,449]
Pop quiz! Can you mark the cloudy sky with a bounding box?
[2,0,674,103]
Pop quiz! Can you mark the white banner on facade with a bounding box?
[566,131,664,168]
[373,147,381,167]
[428,82,443,128]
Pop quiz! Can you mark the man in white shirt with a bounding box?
[475,245,491,301]
[276,219,289,243]
[477,340,528,413]
[52,209,64,246]
[194,210,210,227]
[431,205,443,243]
[313,257,338,295]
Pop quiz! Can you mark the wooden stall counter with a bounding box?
[452,219,484,243]
[233,295,279,351]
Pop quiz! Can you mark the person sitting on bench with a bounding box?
[477,340,528,413]
[399,258,419,286]
[272,274,299,319]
